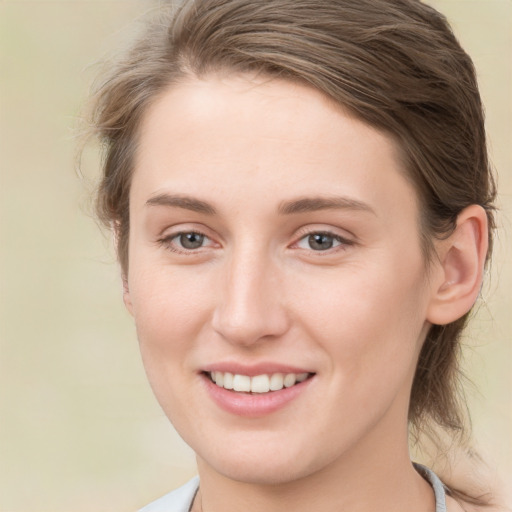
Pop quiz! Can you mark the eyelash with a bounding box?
[157,231,215,254]
[293,230,353,254]
[158,228,353,256]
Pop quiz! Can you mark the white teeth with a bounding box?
[215,372,224,387]
[283,373,296,388]
[209,371,310,393]
[269,373,284,391]
[251,374,270,393]
[232,374,251,392]
[223,372,234,390]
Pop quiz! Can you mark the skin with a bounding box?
[124,74,485,512]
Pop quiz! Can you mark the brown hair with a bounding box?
[90,0,496,504]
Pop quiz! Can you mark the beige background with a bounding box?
[0,1,510,511]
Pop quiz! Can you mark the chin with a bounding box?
[213,459,314,486]
[195,437,335,487]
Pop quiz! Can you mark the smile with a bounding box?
[208,371,311,393]
[202,369,315,417]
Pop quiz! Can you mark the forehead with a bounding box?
[132,74,418,220]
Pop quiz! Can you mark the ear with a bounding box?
[122,274,134,316]
[427,205,489,325]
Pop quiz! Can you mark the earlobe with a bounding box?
[122,274,134,315]
[427,205,488,326]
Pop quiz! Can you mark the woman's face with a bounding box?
[125,75,437,484]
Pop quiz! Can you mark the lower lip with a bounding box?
[201,374,314,417]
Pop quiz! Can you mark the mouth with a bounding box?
[204,371,314,394]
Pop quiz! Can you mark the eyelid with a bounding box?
[292,225,355,243]
[290,226,355,253]
[158,232,214,254]
[156,224,221,254]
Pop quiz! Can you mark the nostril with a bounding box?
[211,301,291,346]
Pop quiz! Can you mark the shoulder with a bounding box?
[139,476,200,512]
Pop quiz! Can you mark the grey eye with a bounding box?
[179,232,205,249]
[307,233,336,251]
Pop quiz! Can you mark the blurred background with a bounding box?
[0,1,510,511]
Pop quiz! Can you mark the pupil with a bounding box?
[180,232,204,249]
[308,233,333,250]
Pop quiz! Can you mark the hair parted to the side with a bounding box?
[90,0,496,505]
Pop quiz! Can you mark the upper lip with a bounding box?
[201,362,314,377]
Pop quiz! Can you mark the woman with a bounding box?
[89,0,501,510]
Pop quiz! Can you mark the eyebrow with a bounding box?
[278,196,376,216]
[145,193,375,217]
[146,193,217,215]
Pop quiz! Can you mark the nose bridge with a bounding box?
[212,242,288,346]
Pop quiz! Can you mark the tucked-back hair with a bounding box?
[91,0,496,503]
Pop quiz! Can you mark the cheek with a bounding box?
[127,264,216,428]
[128,262,214,365]
[291,257,429,382]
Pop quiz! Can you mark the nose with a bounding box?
[211,247,290,347]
